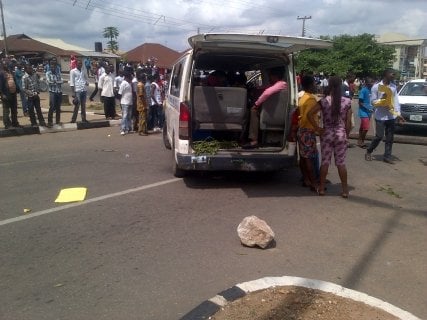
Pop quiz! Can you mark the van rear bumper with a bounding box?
[176,152,295,172]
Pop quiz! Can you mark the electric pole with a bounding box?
[0,0,8,56]
[297,15,312,37]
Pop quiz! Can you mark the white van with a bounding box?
[163,33,331,177]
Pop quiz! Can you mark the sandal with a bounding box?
[365,152,372,161]
[341,193,349,199]
[317,189,326,196]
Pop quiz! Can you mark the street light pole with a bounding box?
[0,0,8,57]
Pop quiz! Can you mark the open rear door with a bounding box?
[188,33,332,54]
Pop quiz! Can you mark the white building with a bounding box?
[377,33,427,80]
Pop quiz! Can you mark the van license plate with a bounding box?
[409,115,422,121]
[191,156,207,163]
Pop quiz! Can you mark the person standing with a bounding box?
[136,70,148,135]
[145,74,153,130]
[150,73,163,132]
[14,62,28,116]
[118,72,133,135]
[22,64,46,127]
[69,59,89,123]
[46,57,63,127]
[357,77,374,148]
[89,61,102,102]
[308,76,353,198]
[0,59,22,129]
[297,75,319,191]
[98,64,116,120]
[365,69,405,164]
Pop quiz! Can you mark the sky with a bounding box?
[3,0,427,53]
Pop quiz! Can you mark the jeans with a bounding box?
[367,119,395,160]
[121,104,132,132]
[71,91,87,122]
[48,92,62,124]
[27,95,46,126]
[19,90,28,113]
[148,103,163,130]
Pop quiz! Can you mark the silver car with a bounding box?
[398,79,427,130]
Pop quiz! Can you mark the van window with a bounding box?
[170,61,184,97]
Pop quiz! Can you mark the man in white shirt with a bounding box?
[99,65,116,120]
[69,59,89,123]
[118,72,133,135]
[365,69,405,164]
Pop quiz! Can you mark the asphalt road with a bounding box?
[0,128,426,320]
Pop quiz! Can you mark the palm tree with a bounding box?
[102,27,119,53]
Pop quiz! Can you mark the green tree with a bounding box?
[295,33,395,78]
[102,26,119,53]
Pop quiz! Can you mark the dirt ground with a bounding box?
[211,286,399,320]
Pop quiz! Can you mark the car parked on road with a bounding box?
[398,79,427,130]
[162,33,331,177]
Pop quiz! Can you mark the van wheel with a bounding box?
[172,139,186,178]
[163,122,171,150]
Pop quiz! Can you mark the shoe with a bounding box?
[365,152,372,161]
[383,158,395,165]
[139,132,148,136]
[40,123,47,127]
[47,123,53,128]
[357,143,367,149]
[70,120,76,124]
[341,193,349,198]
[120,131,126,135]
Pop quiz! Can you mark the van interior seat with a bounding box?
[259,89,288,131]
[193,86,247,130]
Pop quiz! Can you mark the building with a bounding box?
[377,33,427,80]
[0,34,120,72]
[125,43,181,73]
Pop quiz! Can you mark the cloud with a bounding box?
[4,0,427,53]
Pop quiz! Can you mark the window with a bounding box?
[170,60,184,97]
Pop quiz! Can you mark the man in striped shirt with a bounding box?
[46,57,63,127]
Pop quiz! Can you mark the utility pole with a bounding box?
[0,0,8,56]
[297,15,312,37]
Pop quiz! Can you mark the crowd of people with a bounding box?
[0,55,168,136]
[289,68,404,198]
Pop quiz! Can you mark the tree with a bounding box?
[295,34,395,78]
[102,27,119,53]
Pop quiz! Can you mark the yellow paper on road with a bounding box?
[55,187,87,203]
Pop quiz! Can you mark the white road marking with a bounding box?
[0,178,181,227]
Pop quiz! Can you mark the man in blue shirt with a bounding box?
[357,77,374,148]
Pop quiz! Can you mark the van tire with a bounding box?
[172,138,186,178]
[163,122,172,150]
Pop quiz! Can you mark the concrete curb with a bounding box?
[1,120,121,137]
[180,276,421,320]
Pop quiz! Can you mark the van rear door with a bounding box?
[188,33,332,53]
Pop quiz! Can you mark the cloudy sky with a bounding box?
[4,0,427,52]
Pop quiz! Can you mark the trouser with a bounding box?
[19,90,28,113]
[48,92,62,124]
[89,82,98,100]
[248,107,260,141]
[121,104,132,132]
[71,91,87,122]
[138,107,147,133]
[2,92,19,128]
[367,119,395,160]
[27,95,46,126]
[103,96,116,119]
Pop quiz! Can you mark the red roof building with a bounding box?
[125,43,181,69]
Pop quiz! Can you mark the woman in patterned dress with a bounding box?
[308,76,353,198]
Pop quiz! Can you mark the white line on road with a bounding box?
[0,178,182,227]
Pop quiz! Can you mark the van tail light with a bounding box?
[179,102,190,140]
